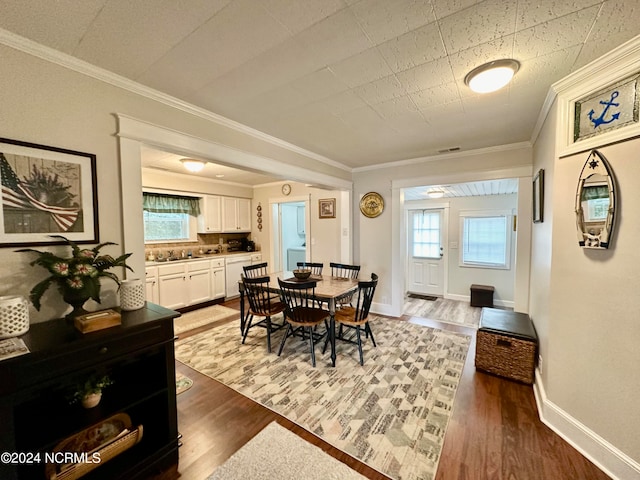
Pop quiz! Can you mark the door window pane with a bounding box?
[412,211,440,258]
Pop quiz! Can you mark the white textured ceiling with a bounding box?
[1,1,638,176]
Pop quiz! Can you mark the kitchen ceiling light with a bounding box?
[180,159,205,172]
[464,59,520,94]
[427,189,445,198]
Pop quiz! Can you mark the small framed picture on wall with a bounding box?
[318,198,336,219]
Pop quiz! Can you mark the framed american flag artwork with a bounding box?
[0,138,98,247]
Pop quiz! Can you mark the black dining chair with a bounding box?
[242,276,286,353]
[296,261,323,276]
[277,278,330,367]
[243,262,269,278]
[329,262,360,307]
[325,273,378,365]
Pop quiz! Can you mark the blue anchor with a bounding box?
[588,91,620,128]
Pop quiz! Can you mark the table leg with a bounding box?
[329,298,336,367]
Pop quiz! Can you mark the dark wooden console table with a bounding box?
[0,303,180,480]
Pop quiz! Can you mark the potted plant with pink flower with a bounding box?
[17,235,133,317]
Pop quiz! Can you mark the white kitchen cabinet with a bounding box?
[186,260,212,305]
[198,195,222,233]
[211,258,226,299]
[222,197,251,232]
[250,253,262,264]
[157,260,213,309]
[145,266,159,304]
[158,263,188,310]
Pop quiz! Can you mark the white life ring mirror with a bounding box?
[575,150,616,249]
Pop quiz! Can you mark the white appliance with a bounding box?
[225,254,251,298]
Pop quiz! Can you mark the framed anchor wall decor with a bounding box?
[574,74,639,143]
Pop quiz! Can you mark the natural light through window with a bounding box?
[144,211,191,242]
[460,212,511,269]
[412,210,441,258]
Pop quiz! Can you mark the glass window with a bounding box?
[460,213,510,268]
[143,210,191,242]
[412,210,441,258]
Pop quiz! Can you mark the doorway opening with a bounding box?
[270,200,308,272]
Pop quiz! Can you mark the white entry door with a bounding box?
[407,209,445,296]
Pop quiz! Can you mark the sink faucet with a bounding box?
[168,250,174,258]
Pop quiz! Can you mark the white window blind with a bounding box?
[460,212,511,269]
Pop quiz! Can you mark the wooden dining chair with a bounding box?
[296,261,323,276]
[243,262,269,278]
[329,262,360,279]
[277,278,330,367]
[242,276,286,353]
[325,273,378,366]
[330,262,360,307]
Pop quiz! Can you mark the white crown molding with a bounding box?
[0,27,350,173]
[353,142,532,173]
[534,371,640,480]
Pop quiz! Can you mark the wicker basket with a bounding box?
[475,329,536,384]
[45,413,143,480]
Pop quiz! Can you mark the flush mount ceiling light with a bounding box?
[427,189,445,198]
[464,59,520,94]
[180,158,205,172]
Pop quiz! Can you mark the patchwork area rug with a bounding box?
[175,371,193,395]
[207,421,367,480]
[173,304,239,334]
[175,315,471,480]
[403,297,481,328]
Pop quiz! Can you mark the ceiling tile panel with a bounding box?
[329,47,395,88]
[288,67,351,103]
[396,57,455,94]
[411,83,461,110]
[138,0,291,94]
[438,0,518,54]
[0,0,107,53]
[574,0,640,68]
[351,75,407,106]
[261,0,346,35]
[350,0,436,45]
[293,8,373,67]
[513,6,600,60]
[317,90,370,115]
[431,0,481,20]
[74,0,232,78]
[515,0,604,31]
[376,22,447,72]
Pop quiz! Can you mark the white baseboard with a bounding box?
[370,302,396,317]
[533,368,640,480]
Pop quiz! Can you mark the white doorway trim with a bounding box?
[268,195,310,271]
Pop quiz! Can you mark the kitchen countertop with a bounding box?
[145,251,261,267]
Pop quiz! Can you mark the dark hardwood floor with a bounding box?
[153,298,610,480]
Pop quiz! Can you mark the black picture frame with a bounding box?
[533,169,544,223]
[0,137,99,246]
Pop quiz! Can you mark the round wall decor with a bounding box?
[359,192,384,218]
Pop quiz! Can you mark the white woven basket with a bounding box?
[0,295,30,338]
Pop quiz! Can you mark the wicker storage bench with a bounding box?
[475,308,538,384]
[470,284,494,307]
